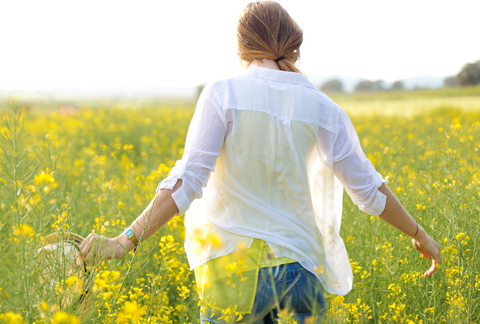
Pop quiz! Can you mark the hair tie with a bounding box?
[274,55,285,63]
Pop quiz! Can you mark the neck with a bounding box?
[250,59,280,70]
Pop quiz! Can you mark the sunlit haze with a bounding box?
[1,0,479,92]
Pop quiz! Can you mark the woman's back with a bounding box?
[169,65,376,295]
[210,66,336,230]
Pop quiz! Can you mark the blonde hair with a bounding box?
[237,1,303,73]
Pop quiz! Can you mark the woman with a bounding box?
[79,1,441,323]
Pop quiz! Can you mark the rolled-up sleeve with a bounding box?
[156,85,227,215]
[332,108,388,216]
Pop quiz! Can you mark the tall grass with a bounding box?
[0,94,479,323]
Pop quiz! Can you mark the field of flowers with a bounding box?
[0,87,479,323]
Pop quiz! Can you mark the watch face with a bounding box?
[125,228,133,237]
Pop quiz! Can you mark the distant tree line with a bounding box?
[319,58,480,93]
[320,79,344,93]
[354,80,391,92]
[444,59,480,87]
[320,79,406,93]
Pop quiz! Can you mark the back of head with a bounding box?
[237,1,303,74]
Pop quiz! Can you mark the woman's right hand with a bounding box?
[411,226,441,277]
[78,233,132,268]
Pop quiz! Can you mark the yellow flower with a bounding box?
[424,307,435,314]
[117,312,128,324]
[0,312,26,324]
[123,301,146,319]
[177,285,190,298]
[52,311,79,324]
[95,278,109,290]
[225,262,238,273]
[65,276,79,287]
[40,301,49,311]
[13,224,34,237]
[34,170,55,185]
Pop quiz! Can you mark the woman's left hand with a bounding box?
[411,228,441,277]
[78,233,130,266]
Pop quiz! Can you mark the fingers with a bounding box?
[426,244,442,277]
[424,260,435,277]
[412,236,442,277]
[79,233,105,266]
[424,258,439,277]
[415,238,441,277]
[85,247,102,267]
[79,233,94,261]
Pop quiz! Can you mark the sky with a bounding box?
[1,0,479,90]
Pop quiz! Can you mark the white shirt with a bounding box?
[158,66,387,295]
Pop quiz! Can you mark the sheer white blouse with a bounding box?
[157,66,387,295]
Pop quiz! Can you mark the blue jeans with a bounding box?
[200,262,327,324]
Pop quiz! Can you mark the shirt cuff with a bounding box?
[157,177,190,215]
[171,187,190,215]
[367,189,387,216]
[157,176,178,192]
[367,173,389,216]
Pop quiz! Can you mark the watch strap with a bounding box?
[125,228,139,248]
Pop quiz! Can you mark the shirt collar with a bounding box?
[244,66,318,91]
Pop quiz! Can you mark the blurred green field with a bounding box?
[0,87,479,323]
[329,85,480,116]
